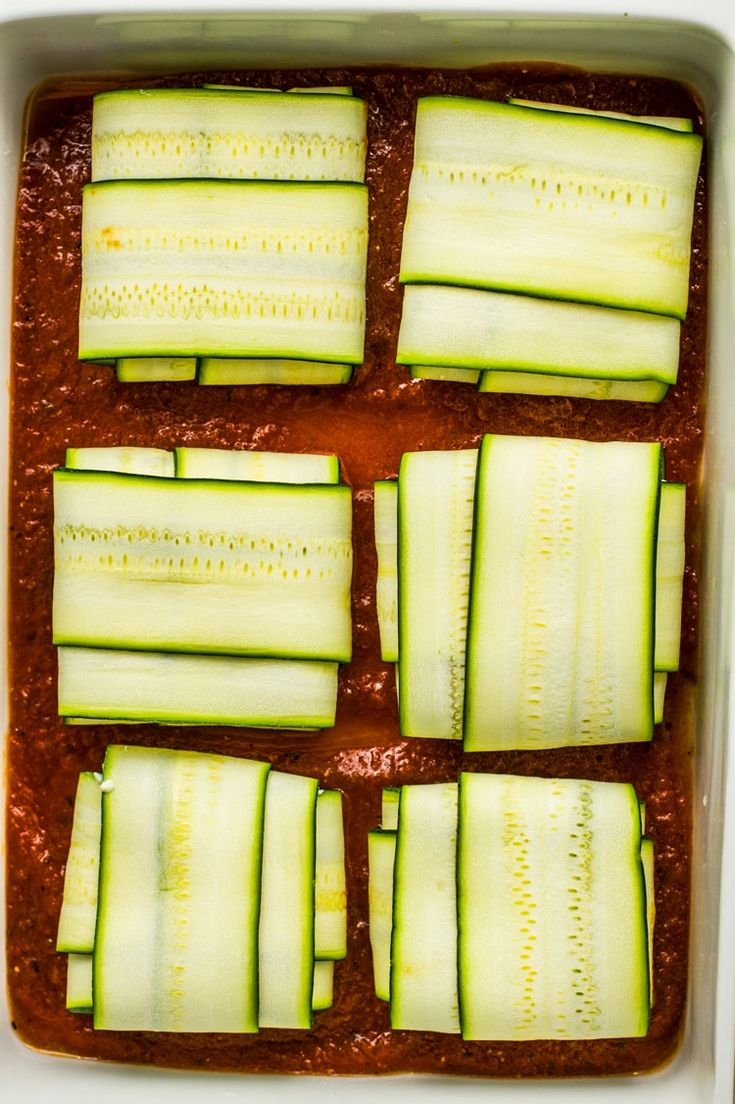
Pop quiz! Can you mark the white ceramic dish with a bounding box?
[1,2,734,1100]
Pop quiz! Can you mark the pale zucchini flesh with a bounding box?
[314,790,347,960]
[57,647,339,728]
[65,446,175,478]
[66,954,94,1014]
[655,482,686,671]
[479,370,669,403]
[410,365,481,385]
[174,446,340,484]
[464,436,661,750]
[56,773,102,953]
[400,97,702,318]
[653,672,667,725]
[458,773,649,1041]
[374,480,399,663]
[94,745,270,1032]
[92,88,367,183]
[381,787,400,831]
[390,783,460,1033]
[312,960,334,1012]
[115,357,197,382]
[507,98,694,133]
[367,829,396,1002]
[258,771,318,1029]
[53,469,353,662]
[198,359,354,386]
[398,284,680,383]
[398,450,477,740]
[79,180,368,363]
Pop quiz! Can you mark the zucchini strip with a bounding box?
[198,359,353,386]
[66,954,94,1014]
[367,829,396,1002]
[56,773,102,953]
[312,961,334,1012]
[508,98,693,132]
[174,446,339,484]
[314,791,347,961]
[374,481,399,662]
[655,482,686,671]
[65,446,175,478]
[479,370,669,403]
[115,357,197,383]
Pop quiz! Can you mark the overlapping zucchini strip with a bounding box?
[368,774,652,1041]
[56,746,346,1029]
[85,85,368,385]
[55,445,351,729]
[375,434,686,748]
[397,97,701,400]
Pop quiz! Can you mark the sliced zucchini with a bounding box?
[57,647,338,728]
[508,98,694,132]
[314,790,347,960]
[655,482,686,671]
[79,180,368,363]
[479,370,669,403]
[312,961,334,1012]
[367,829,396,1002]
[258,770,318,1029]
[56,772,102,953]
[400,97,702,318]
[464,435,661,750]
[66,954,94,1014]
[94,745,270,1032]
[198,359,353,386]
[390,783,459,1032]
[641,836,656,1004]
[374,480,399,663]
[398,449,477,740]
[654,672,667,725]
[289,86,354,96]
[116,357,197,382]
[53,469,353,661]
[381,786,400,831]
[458,773,649,1040]
[92,87,367,183]
[410,365,481,385]
[175,446,339,484]
[65,446,175,478]
[398,284,680,384]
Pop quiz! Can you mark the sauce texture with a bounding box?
[7,64,705,1077]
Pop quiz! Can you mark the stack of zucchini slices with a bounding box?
[81,85,368,385]
[54,445,352,728]
[57,745,346,1030]
[396,96,702,401]
[375,433,685,748]
[368,773,653,1040]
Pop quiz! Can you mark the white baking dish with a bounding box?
[1,1,734,1100]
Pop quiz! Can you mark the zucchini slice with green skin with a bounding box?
[367,829,396,1002]
[374,480,399,663]
[56,773,102,953]
[398,284,680,384]
[458,773,649,1041]
[258,771,319,1029]
[381,786,400,831]
[53,469,353,661]
[314,790,347,961]
[400,97,702,318]
[65,446,175,478]
[175,446,340,484]
[479,370,669,403]
[79,180,368,363]
[641,836,656,1004]
[92,87,367,183]
[57,647,339,729]
[398,449,477,740]
[203,85,354,96]
[655,482,686,671]
[390,783,460,1032]
[654,672,667,724]
[94,745,270,1032]
[410,365,480,385]
[507,98,694,132]
[115,357,197,383]
[312,961,334,1012]
[464,435,661,751]
[198,359,354,386]
[66,954,94,1014]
